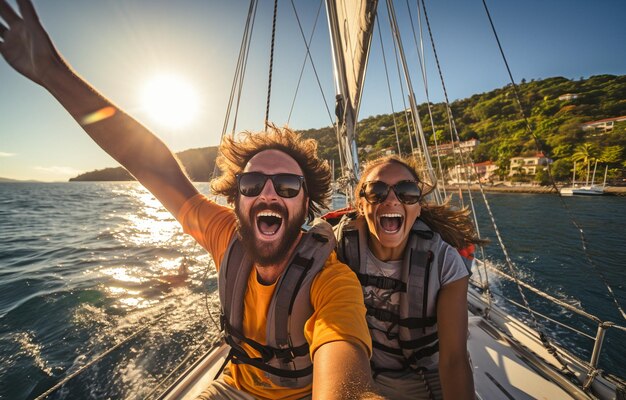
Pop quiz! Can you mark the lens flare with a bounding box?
[81,106,117,125]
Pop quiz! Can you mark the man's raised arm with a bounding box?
[0,0,198,216]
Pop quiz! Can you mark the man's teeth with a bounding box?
[257,211,283,236]
[258,211,282,219]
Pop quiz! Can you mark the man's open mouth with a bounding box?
[379,213,403,234]
[256,211,283,236]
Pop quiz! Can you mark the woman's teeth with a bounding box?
[379,213,403,233]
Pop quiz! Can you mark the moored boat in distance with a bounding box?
[559,185,605,196]
[560,161,608,196]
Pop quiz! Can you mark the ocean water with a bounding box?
[0,182,624,399]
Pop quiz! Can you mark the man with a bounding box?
[0,1,376,398]
[184,127,374,399]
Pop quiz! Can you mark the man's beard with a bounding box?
[236,200,306,267]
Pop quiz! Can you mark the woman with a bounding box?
[335,155,484,400]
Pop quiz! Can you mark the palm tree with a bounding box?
[571,143,600,184]
[571,143,599,165]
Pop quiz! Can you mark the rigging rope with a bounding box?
[386,0,442,204]
[264,0,279,129]
[376,17,403,157]
[404,0,447,200]
[418,0,573,368]
[221,0,258,139]
[381,3,416,157]
[214,0,258,189]
[418,0,491,296]
[287,0,334,126]
[480,0,626,321]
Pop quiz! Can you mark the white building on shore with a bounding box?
[509,153,552,177]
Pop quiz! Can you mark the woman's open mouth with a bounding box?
[379,213,403,234]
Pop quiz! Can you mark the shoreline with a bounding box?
[444,185,626,196]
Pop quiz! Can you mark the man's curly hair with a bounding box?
[211,125,332,222]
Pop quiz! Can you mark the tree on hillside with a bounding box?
[549,159,573,182]
[534,168,551,185]
[550,144,573,159]
[600,145,623,164]
[572,143,600,165]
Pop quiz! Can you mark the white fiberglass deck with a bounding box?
[468,315,582,399]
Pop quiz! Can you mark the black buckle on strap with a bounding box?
[358,273,406,291]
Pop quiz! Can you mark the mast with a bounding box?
[591,159,598,186]
[325,0,378,201]
[385,0,442,204]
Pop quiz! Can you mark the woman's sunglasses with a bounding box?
[360,180,422,205]
[236,172,306,198]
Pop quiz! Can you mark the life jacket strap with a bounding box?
[357,272,407,291]
[371,341,439,374]
[372,340,404,356]
[274,254,313,349]
[366,304,437,328]
[370,362,428,379]
[341,228,360,271]
[398,331,439,350]
[405,342,440,365]
[228,345,314,379]
[224,321,309,363]
[374,332,438,354]
[214,349,234,380]
[408,249,434,334]
[412,228,434,239]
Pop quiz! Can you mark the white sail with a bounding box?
[325,0,379,193]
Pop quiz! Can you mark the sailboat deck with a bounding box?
[468,315,588,399]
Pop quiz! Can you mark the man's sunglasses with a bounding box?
[236,172,306,198]
[360,180,422,205]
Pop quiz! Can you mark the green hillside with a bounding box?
[71,75,625,183]
[303,74,626,183]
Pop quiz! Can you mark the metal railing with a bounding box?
[469,261,626,388]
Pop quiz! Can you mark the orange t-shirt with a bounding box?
[177,194,371,400]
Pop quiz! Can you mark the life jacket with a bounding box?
[334,214,442,374]
[218,219,336,388]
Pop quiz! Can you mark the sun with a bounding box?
[141,74,199,129]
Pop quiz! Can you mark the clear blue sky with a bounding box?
[1,0,625,181]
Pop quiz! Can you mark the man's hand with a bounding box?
[0,0,66,86]
[312,341,384,399]
[0,0,199,217]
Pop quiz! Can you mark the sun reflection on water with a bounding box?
[101,267,146,284]
[95,185,215,312]
[113,189,183,246]
[108,286,140,296]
